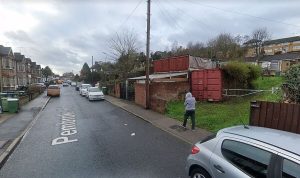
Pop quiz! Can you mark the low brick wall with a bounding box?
[135,83,146,108]
[134,81,189,113]
[19,96,29,106]
[19,92,41,106]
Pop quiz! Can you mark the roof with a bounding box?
[0,45,12,56]
[128,72,188,80]
[25,58,31,63]
[221,126,300,155]
[243,39,261,45]
[261,52,300,62]
[264,36,300,46]
[14,52,25,61]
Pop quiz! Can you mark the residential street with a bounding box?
[0,87,190,178]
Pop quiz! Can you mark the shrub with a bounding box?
[247,64,262,81]
[284,64,300,103]
[222,61,261,88]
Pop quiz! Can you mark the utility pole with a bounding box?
[91,56,93,86]
[145,0,151,109]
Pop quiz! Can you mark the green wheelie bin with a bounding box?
[7,98,19,113]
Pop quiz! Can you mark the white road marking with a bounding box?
[52,111,78,146]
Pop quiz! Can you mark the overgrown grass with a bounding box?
[166,76,284,133]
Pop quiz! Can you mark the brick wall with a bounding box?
[134,81,190,112]
[115,83,121,98]
[135,83,146,108]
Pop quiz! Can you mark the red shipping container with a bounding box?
[191,69,223,101]
[169,55,189,71]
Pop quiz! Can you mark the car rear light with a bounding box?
[191,145,200,154]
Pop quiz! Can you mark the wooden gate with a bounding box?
[249,101,300,134]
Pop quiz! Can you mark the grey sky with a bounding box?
[0,0,299,74]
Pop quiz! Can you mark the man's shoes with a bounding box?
[182,125,187,128]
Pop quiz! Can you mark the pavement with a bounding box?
[0,92,50,168]
[105,95,212,145]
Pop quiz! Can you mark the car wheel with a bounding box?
[190,168,211,178]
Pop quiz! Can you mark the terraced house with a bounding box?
[0,45,17,91]
[14,52,27,88]
[0,45,42,92]
[25,58,32,85]
[245,36,300,74]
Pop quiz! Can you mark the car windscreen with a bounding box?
[89,88,101,92]
[48,86,59,89]
[81,85,90,89]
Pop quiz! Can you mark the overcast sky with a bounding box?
[1,0,300,75]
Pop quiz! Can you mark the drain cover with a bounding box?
[169,125,188,132]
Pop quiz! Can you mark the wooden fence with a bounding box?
[249,101,300,134]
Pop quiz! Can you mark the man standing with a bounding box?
[182,92,196,130]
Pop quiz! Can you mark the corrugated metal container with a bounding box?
[169,55,189,71]
[191,69,223,101]
[153,60,162,72]
[161,59,170,72]
[153,59,170,72]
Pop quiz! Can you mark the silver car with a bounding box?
[186,125,300,178]
[79,84,91,96]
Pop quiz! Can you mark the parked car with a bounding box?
[32,83,46,89]
[87,87,104,101]
[79,84,91,96]
[47,85,60,97]
[186,125,300,178]
[62,82,69,87]
[75,85,80,91]
[71,82,76,86]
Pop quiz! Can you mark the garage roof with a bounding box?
[128,72,188,80]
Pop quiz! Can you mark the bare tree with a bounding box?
[207,33,242,60]
[108,30,141,80]
[109,30,140,58]
[251,27,271,58]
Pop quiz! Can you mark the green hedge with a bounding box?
[285,64,300,103]
[223,61,262,88]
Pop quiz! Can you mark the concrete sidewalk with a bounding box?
[105,95,212,145]
[0,92,50,167]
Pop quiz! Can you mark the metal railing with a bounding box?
[223,87,279,97]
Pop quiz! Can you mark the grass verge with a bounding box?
[166,76,284,133]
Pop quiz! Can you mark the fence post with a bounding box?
[250,101,260,125]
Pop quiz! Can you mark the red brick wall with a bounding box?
[134,81,190,112]
[135,83,146,108]
[150,81,189,101]
[115,83,121,98]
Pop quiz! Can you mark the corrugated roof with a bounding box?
[261,52,300,61]
[0,45,12,56]
[264,36,300,45]
[128,72,187,80]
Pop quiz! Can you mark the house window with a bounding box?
[293,46,300,50]
[4,58,9,68]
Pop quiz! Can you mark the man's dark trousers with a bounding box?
[183,110,195,130]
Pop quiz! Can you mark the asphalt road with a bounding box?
[0,86,191,178]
